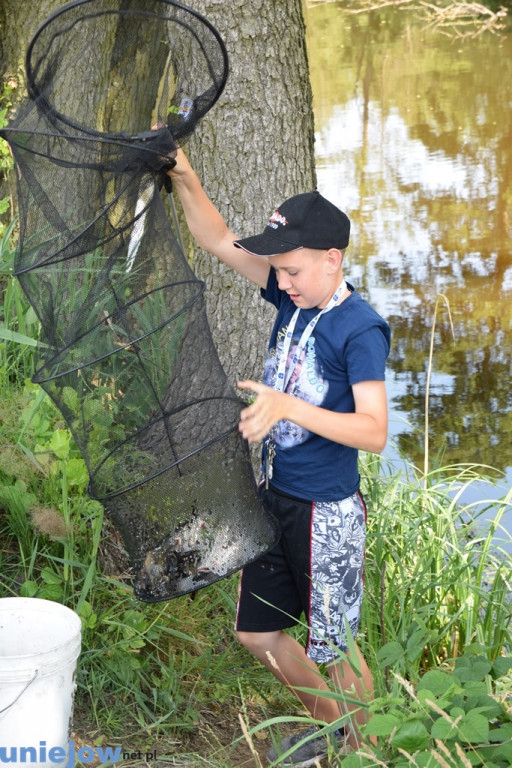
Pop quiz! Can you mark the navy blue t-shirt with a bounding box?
[261,269,391,501]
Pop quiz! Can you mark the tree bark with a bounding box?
[180,0,316,382]
[0,0,316,383]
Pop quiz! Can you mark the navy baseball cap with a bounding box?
[233,191,350,256]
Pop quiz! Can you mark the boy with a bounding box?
[167,150,390,766]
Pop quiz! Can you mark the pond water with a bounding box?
[304,2,512,538]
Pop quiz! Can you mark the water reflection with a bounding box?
[304,3,512,485]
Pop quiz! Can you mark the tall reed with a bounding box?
[362,454,511,673]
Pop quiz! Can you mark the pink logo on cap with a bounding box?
[268,210,288,230]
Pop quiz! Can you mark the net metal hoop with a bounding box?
[24,0,229,141]
[32,280,205,382]
[87,395,244,501]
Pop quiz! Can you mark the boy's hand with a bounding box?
[237,380,288,443]
[164,146,190,178]
[150,123,186,173]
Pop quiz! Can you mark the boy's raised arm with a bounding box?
[167,149,270,289]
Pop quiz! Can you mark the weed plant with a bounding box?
[0,220,511,766]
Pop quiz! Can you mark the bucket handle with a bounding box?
[0,669,39,714]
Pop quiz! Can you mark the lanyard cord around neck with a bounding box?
[274,279,347,394]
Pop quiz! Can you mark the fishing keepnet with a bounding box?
[1,0,279,601]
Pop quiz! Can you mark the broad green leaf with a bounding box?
[462,680,488,698]
[65,457,89,487]
[492,656,512,679]
[41,567,62,585]
[406,627,427,662]
[391,720,430,751]
[78,601,98,630]
[39,583,64,601]
[464,752,487,766]
[459,711,489,744]
[469,659,492,680]
[365,713,402,737]
[417,669,453,696]
[48,428,70,459]
[488,723,512,743]
[497,739,512,761]
[454,655,492,682]
[20,580,39,597]
[91,411,114,428]
[431,715,459,740]
[122,609,147,633]
[83,396,103,421]
[418,685,461,711]
[62,386,79,412]
[376,641,404,667]
[473,696,503,719]
[412,751,445,767]
[417,688,436,706]
[473,742,512,766]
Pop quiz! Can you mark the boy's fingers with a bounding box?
[237,379,264,393]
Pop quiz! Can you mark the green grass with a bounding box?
[0,218,39,390]
[361,455,511,671]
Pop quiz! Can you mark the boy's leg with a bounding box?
[238,629,373,748]
[236,489,373,747]
[326,645,375,749]
[236,628,342,723]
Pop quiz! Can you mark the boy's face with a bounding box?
[267,248,342,309]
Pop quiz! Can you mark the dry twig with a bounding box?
[310,0,509,39]
[420,2,508,39]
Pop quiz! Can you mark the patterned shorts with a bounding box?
[235,484,367,664]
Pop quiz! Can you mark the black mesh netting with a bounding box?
[1,0,279,601]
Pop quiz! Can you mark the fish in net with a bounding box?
[0,0,279,602]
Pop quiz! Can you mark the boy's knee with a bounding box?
[236,629,257,650]
[236,629,271,655]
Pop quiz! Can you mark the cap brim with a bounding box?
[233,234,303,257]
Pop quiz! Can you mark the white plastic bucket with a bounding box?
[0,597,82,767]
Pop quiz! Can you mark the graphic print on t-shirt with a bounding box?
[263,324,329,448]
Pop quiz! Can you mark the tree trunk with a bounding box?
[0,0,316,382]
[180,0,316,382]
